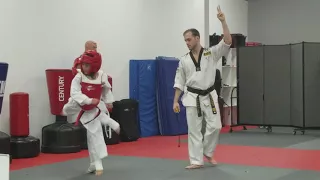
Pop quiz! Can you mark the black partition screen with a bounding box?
[237,42,320,128]
[237,46,264,125]
[290,43,303,127]
[263,45,291,125]
[304,43,320,127]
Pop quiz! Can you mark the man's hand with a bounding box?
[173,88,182,113]
[91,98,100,105]
[173,101,180,113]
[217,5,225,22]
[216,5,232,45]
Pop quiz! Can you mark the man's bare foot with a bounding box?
[95,170,103,176]
[185,164,204,169]
[204,156,218,166]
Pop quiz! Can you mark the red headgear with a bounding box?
[72,57,82,75]
[81,50,102,74]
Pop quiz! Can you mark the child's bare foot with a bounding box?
[115,127,120,134]
[95,170,103,176]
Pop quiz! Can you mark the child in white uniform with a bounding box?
[62,50,120,176]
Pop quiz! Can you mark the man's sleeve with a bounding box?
[173,59,186,91]
[210,39,231,61]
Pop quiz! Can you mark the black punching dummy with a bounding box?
[9,93,40,159]
[42,69,82,153]
[0,62,11,163]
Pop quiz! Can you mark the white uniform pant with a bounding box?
[185,100,222,165]
[62,99,120,170]
[86,112,119,171]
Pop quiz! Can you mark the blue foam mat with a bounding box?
[155,56,188,136]
[129,60,159,137]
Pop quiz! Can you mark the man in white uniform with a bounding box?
[173,6,232,170]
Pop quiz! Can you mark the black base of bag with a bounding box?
[111,99,140,142]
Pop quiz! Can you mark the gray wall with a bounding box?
[248,0,320,44]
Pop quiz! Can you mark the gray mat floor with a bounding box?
[10,127,320,180]
[218,127,320,149]
[10,155,320,180]
[178,127,320,149]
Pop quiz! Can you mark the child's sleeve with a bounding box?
[70,74,92,105]
[101,73,115,104]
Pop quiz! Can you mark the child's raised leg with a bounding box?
[99,113,120,134]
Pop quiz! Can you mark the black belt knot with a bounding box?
[187,85,217,117]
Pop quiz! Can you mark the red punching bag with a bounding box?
[45,69,73,116]
[10,92,29,137]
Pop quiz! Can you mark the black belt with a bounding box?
[75,107,101,126]
[187,85,217,117]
